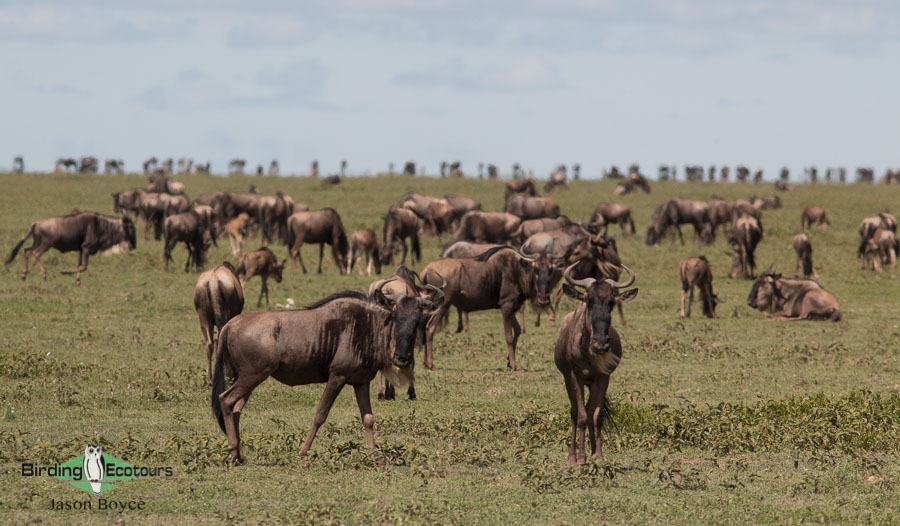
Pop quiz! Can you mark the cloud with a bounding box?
[0,5,196,43]
[225,15,319,47]
[393,57,565,91]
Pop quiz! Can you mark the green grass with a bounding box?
[1,172,899,524]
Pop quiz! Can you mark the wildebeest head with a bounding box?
[517,246,555,308]
[645,223,662,245]
[562,263,638,354]
[272,259,286,283]
[372,278,444,369]
[747,270,781,311]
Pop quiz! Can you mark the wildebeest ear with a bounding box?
[616,288,638,303]
[372,288,392,310]
[562,283,584,301]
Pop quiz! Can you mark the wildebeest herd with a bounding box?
[6,169,898,466]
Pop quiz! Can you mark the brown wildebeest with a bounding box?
[510,216,571,244]
[679,256,720,318]
[163,210,217,272]
[210,282,444,463]
[214,188,261,225]
[437,241,505,334]
[801,206,829,230]
[380,207,421,266]
[444,194,482,215]
[731,200,762,222]
[862,228,898,272]
[504,195,560,219]
[6,212,136,285]
[236,247,286,306]
[423,199,458,235]
[728,215,763,279]
[550,233,623,325]
[398,192,442,219]
[521,223,590,259]
[451,211,521,244]
[505,178,537,199]
[420,246,552,371]
[225,213,251,256]
[147,172,186,195]
[258,192,295,242]
[749,195,781,210]
[544,170,568,193]
[193,262,244,380]
[792,233,818,278]
[747,270,840,321]
[348,229,382,276]
[554,264,637,464]
[285,208,349,274]
[858,212,897,258]
[708,198,735,237]
[645,198,713,245]
[590,203,634,237]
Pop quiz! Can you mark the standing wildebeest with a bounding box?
[801,206,829,230]
[236,247,286,306]
[544,169,568,193]
[13,156,24,173]
[728,215,763,279]
[210,282,443,463]
[444,195,482,215]
[862,228,898,272]
[214,188,261,225]
[163,209,217,272]
[793,233,818,278]
[450,211,521,244]
[505,178,537,199]
[747,270,840,321]
[398,192,442,219]
[554,264,637,464]
[590,203,634,236]
[285,208,349,274]
[348,229,382,276]
[380,207,421,266]
[79,156,99,173]
[679,256,720,318]
[510,216,571,245]
[258,192,295,242]
[420,246,552,371]
[424,200,460,235]
[549,233,624,326]
[505,195,560,219]
[858,212,897,258]
[750,195,781,210]
[228,159,246,175]
[645,198,714,246]
[147,172,186,195]
[6,212,136,285]
[194,262,244,380]
[708,198,735,237]
[224,213,251,256]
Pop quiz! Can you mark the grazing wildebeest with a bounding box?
[792,233,818,278]
[163,209,217,272]
[510,216,572,244]
[747,270,840,321]
[505,178,537,199]
[858,212,897,258]
[801,206,829,230]
[679,256,720,318]
[420,246,551,371]
[450,211,521,244]
[398,192,442,219]
[224,213,251,256]
[210,281,443,463]
[424,199,460,235]
[380,207,421,266]
[348,229,382,276]
[258,192,295,242]
[505,195,560,219]
[194,262,244,380]
[285,208,349,274]
[750,195,781,210]
[728,215,763,279]
[590,203,634,237]
[554,263,637,464]
[6,212,136,285]
[236,247,286,306]
[862,228,898,272]
[645,198,714,246]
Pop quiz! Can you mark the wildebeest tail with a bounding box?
[628,215,635,235]
[284,220,295,248]
[211,326,230,434]
[5,224,35,265]
[857,236,869,258]
[411,232,421,262]
[600,397,617,433]
[679,269,690,292]
[802,251,814,278]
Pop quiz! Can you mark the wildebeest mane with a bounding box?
[255,246,277,259]
[474,245,512,262]
[301,290,368,310]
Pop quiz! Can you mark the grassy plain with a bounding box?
[1,172,899,525]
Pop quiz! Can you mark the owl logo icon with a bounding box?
[83,443,105,496]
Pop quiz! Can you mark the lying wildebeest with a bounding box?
[510,216,571,244]
[224,213,251,256]
[728,215,762,279]
[211,281,443,463]
[792,233,818,278]
[450,211,521,244]
[380,207,421,266]
[163,209,217,272]
[858,212,897,258]
[749,195,781,210]
[236,247,286,306]
[194,262,244,380]
[504,195,560,220]
[645,198,713,246]
[6,212,136,285]
[554,264,637,464]
[285,208,349,274]
[801,206,829,230]
[590,203,634,237]
[505,178,537,199]
[613,173,651,196]
[679,256,720,318]
[420,246,552,371]
[862,228,898,272]
[348,229,382,276]
[747,270,840,321]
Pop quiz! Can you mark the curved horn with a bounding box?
[423,284,445,303]
[517,244,538,261]
[604,264,635,288]
[563,263,596,288]
[374,277,397,296]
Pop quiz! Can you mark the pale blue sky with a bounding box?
[1,1,898,179]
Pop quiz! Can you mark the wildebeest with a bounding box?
[554,264,637,464]
[104,159,125,174]
[505,178,537,199]
[544,169,568,193]
[450,211,521,244]
[398,192,442,219]
[258,192,297,242]
[146,172,186,195]
[679,256,720,318]
[510,216,572,244]
[858,212,897,258]
[115,189,189,240]
[348,229,382,276]
[12,156,24,173]
[214,188,261,225]
[210,281,443,463]
[801,206,829,230]
[420,246,552,371]
[163,209,217,272]
[79,156,99,173]
[504,195,560,219]
[749,195,781,210]
[194,262,244,380]
[228,158,246,175]
[6,212,136,285]
[380,207,421,266]
[443,195,482,215]
[747,270,840,321]
[550,233,624,326]
[285,208,349,274]
[224,213,251,256]
[614,172,651,196]
[728,215,763,279]
[590,203,634,237]
[423,200,459,235]
[236,247,286,306]
[862,228,898,272]
[708,198,735,236]
[792,233,818,278]
[645,198,713,246]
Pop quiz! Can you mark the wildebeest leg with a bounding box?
[365,253,373,276]
[184,242,192,272]
[424,303,450,369]
[31,245,50,280]
[676,224,684,245]
[563,374,587,465]
[399,240,408,265]
[406,384,416,400]
[257,277,268,307]
[518,304,527,335]
[501,307,524,371]
[680,289,687,317]
[229,235,239,257]
[456,308,465,333]
[352,383,376,449]
[200,322,215,381]
[686,286,694,317]
[218,372,267,463]
[60,247,90,286]
[292,244,308,273]
[299,376,346,455]
[551,286,565,324]
[586,375,610,460]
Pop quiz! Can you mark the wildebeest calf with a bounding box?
[801,206,829,230]
[679,256,720,318]
[792,233,818,278]
[236,247,286,306]
[862,228,898,272]
[193,262,244,380]
[224,213,251,257]
[348,229,382,276]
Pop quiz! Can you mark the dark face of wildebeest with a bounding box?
[747,271,779,311]
[562,264,637,354]
[528,254,555,308]
[375,281,443,368]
